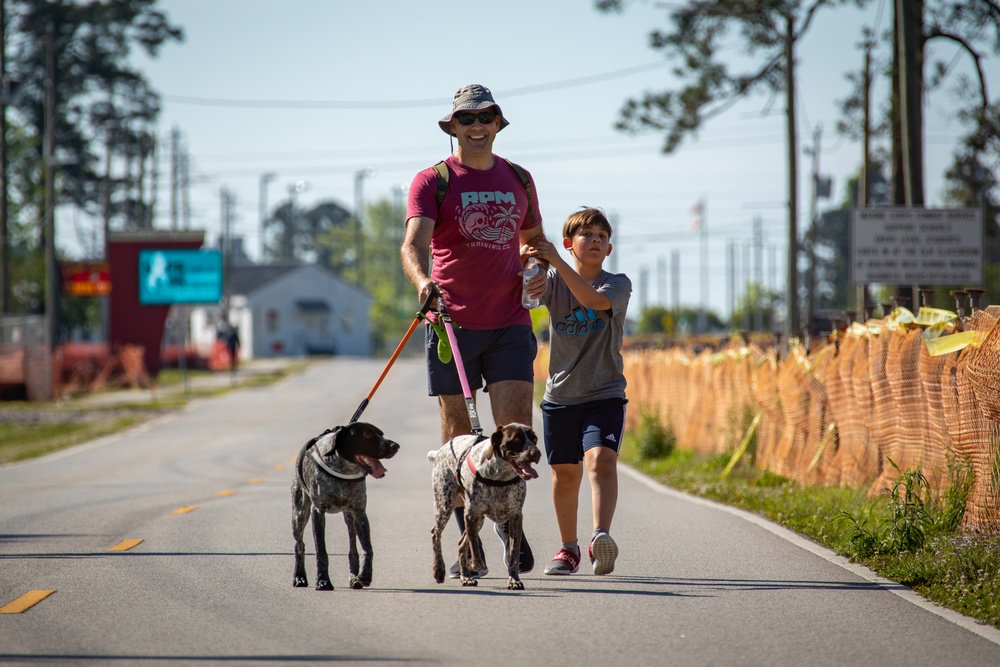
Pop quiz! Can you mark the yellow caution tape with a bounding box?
[915,307,958,327]
[923,330,975,356]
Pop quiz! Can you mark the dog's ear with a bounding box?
[525,428,538,445]
[490,427,505,459]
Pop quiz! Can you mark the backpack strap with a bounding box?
[432,161,450,209]
[432,158,537,228]
[503,158,537,228]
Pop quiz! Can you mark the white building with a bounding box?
[188,261,373,359]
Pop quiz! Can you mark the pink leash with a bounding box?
[434,297,484,437]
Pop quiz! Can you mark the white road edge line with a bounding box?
[620,463,1000,646]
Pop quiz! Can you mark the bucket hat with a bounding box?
[438,84,510,136]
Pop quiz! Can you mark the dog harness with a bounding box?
[451,436,520,488]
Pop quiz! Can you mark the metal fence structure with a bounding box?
[533,306,1000,533]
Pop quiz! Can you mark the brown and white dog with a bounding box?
[427,423,541,590]
[291,422,399,591]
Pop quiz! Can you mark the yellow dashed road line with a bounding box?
[0,590,56,614]
[171,506,198,514]
[248,478,263,484]
[217,489,237,497]
[107,539,143,552]
[274,464,286,472]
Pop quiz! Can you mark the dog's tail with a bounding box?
[426,450,439,463]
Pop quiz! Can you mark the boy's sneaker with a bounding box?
[589,532,618,576]
[494,522,535,574]
[543,546,581,575]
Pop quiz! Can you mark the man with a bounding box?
[401,84,546,577]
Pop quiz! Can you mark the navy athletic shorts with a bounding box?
[426,324,536,396]
[541,397,628,465]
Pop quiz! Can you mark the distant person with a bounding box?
[226,325,241,375]
[401,83,547,578]
[523,207,632,576]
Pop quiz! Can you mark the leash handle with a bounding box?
[436,295,483,437]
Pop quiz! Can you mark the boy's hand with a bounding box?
[523,239,558,265]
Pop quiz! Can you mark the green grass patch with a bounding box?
[0,417,142,465]
[620,429,1000,630]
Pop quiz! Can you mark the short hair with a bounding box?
[562,207,613,240]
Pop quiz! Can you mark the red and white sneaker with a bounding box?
[589,532,618,576]
[543,546,581,575]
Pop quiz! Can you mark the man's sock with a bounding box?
[453,507,466,534]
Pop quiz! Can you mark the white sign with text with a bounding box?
[850,208,983,285]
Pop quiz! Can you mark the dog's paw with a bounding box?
[461,578,478,587]
[508,578,524,591]
[349,576,367,590]
[293,576,309,588]
[315,579,334,591]
[433,564,445,584]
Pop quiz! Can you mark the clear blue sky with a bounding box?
[58,0,997,319]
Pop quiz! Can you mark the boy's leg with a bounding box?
[585,446,619,533]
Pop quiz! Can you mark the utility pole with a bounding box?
[858,38,875,313]
[806,125,821,329]
[0,0,8,315]
[754,215,764,332]
[44,21,58,351]
[170,127,180,230]
[259,172,275,262]
[221,186,234,316]
[354,168,375,286]
[783,13,800,337]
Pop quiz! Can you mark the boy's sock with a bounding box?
[454,507,466,534]
[592,529,609,541]
[563,540,579,554]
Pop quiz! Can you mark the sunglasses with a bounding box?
[454,110,498,126]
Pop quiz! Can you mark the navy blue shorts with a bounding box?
[426,324,537,396]
[541,397,628,465]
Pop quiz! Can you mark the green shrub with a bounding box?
[635,411,675,460]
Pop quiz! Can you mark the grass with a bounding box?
[620,429,1000,630]
[0,360,310,467]
[0,417,145,464]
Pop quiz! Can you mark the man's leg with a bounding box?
[486,379,535,572]
[439,392,487,578]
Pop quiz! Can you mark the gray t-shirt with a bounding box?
[541,267,632,405]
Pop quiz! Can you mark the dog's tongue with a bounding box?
[362,455,387,479]
[512,460,539,480]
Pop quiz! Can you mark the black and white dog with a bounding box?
[428,423,541,590]
[291,422,399,590]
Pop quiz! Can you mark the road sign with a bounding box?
[61,261,111,297]
[851,207,983,285]
[138,249,222,305]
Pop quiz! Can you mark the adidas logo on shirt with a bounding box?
[605,434,617,443]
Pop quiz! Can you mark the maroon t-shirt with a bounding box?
[407,154,542,329]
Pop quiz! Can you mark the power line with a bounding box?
[161,62,670,109]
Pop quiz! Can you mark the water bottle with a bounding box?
[522,257,541,309]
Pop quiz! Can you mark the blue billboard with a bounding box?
[138,249,223,305]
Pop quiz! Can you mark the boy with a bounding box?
[523,207,631,576]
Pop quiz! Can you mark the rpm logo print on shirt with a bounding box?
[455,189,521,249]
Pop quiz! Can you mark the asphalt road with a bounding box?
[2,357,999,666]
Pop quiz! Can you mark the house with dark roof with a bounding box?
[189,261,372,359]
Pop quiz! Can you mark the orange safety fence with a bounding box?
[536,305,1000,533]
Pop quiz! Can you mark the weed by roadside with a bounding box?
[620,429,1000,630]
